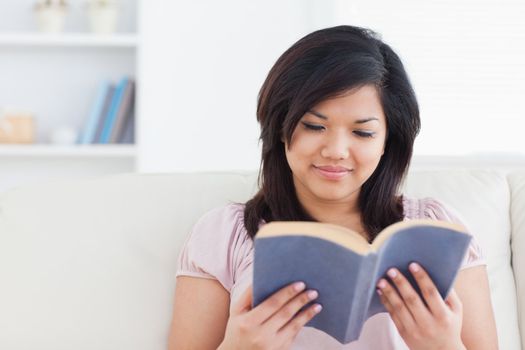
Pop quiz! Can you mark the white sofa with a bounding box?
[0,162,524,349]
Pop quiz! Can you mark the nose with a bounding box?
[320,130,350,160]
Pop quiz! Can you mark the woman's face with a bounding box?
[285,85,387,206]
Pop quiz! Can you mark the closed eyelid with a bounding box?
[301,121,324,129]
[301,122,376,137]
[302,121,375,130]
[354,130,376,138]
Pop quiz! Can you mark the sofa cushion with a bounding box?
[509,172,525,350]
[0,172,257,350]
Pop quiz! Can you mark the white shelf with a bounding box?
[0,144,136,158]
[0,33,137,48]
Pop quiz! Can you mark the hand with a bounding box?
[376,263,465,350]
[218,282,322,350]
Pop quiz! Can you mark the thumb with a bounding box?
[445,288,462,313]
[232,285,253,315]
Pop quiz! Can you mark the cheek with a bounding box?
[354,140,385,164]
[287,132,319,157]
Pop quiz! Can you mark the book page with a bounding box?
[370,219,467,251]
[256,221,371,254]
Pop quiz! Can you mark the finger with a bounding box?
[386,267,431,325]
[278,302,322,340]
[264,289,319,332]
[445,288,462,314]
[252,281,306,324]
[232,285,253,315]
[409,263,448,318]
[377,278,416,330]
[378,288,405,334]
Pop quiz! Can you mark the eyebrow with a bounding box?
[308,110,379,124]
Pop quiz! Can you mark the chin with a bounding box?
[312,186,356,202]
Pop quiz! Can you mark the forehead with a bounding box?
[308,85,385,123]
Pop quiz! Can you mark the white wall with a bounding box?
[333,0,525,156]
[138,0,326,172]
[138,0,525,173]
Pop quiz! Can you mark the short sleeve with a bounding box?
[175,203,252,292]
[421,198,487,270]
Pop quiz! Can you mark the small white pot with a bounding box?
[88,5,118,34]
[50,126,78,145]
[35,7,67,33]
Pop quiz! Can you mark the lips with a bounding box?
[313,165,352,180]
[315,165,351,172]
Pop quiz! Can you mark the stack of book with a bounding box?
[78,76,135,145]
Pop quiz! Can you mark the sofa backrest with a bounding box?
[509,173,525,349]
[0,170,523,349]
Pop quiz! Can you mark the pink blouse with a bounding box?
[176,197,486,349]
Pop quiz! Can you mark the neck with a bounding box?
[296,192,367,237]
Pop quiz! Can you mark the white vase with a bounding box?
[49,126,78,145]
[88,5,118,34]
[35,7,67,33]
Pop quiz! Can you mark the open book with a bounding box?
[252,220,472,344]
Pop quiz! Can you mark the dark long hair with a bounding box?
[244,25,420,241]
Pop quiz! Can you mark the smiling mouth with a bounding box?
[313,166,352,180]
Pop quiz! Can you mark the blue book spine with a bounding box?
[99,77,128,144]
[78,80,111,144]
[346,253,378,343]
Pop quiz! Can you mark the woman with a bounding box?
[169,25,498,349]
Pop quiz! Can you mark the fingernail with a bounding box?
[294,282,306,292]
[387,268,397,278]
[313,304,323,313]
[409,262,420,273]
[376,288,383,295]
[307,290,318,300]
[377,279,387,289]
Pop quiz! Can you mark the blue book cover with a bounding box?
[78,80,111,144]
[109,79,135,143]
[117,103,135,144]
[252,220,472,344]
[93,85,116,144]
[99,77,128,144]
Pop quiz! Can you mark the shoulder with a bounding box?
[190,203,247,239]
[402,196,463,223]
[176,203,254,291]
[186,203,251,253]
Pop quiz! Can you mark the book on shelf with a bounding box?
[93,84,116,143]
[252,219,471,344]
[78,80,112,144]
[109,78,135,143]
[118,98,135,144]
[78,76,135,145]
[99,77,128,144]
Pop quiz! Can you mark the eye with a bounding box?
[301,122,325,132]
[353,130,375,138]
